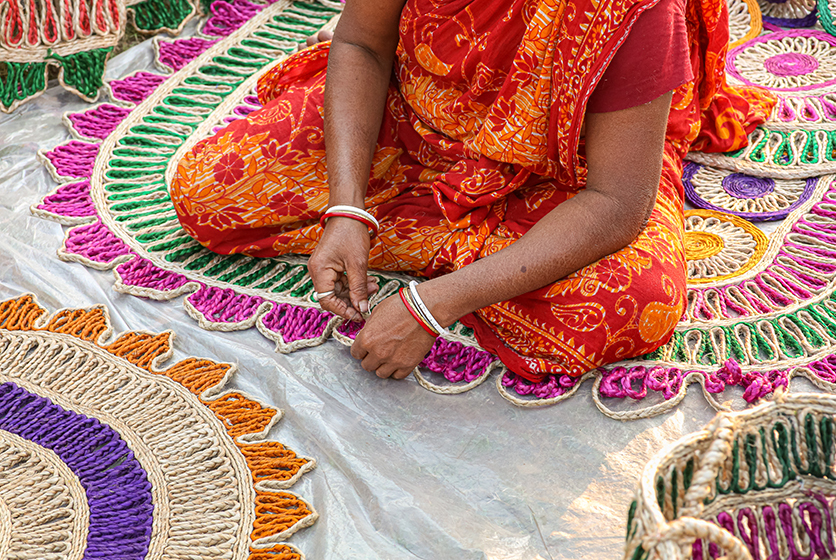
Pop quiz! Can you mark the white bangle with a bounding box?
[325,205,380,231]
[408,281,445,335]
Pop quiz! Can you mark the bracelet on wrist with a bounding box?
[408,281,445,334]
[399,287,439,337]
[320,205,379,237]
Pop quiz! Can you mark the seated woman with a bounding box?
[170,0,774,383]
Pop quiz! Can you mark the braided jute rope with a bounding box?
[0,430,88,560]
[624,392,836,560]
[0,293,317,560]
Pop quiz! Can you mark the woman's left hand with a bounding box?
[351,294,436,379]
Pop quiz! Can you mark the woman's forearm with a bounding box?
[324,13,402,208]
[419,186,656,327]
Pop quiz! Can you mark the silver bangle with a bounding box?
[324,205,380,230]
[408,281,445,334]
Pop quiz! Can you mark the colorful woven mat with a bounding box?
[624,392,836,560]
[0,293,316,559]
[31,0,836,418]
[0,0,314,113]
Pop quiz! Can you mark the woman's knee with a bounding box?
[634,263,687,350]
[170,141,232,249]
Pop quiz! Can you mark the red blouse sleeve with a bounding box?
[586,0,693,113]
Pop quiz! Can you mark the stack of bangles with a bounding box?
[399,281,446,338]
[320,205,380,237]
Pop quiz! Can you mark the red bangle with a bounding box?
[399,288,438,337]
[320,211,378,236]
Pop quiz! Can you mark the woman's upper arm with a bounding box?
[333,0,408,68]
[583,91,672,226]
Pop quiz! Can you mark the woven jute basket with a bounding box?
[625,392,836,560]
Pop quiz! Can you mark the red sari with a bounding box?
[170,0,774,382]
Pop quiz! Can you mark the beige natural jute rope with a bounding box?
[625,392,836,560]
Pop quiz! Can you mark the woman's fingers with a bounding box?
[345,258,370,316]
[310,268,356,321]
[367,277,380,297]
[391,367,413,380]
[374,364,397,379]
[335,277,378,301]
[318,292,359,321]
[360,353,381,373]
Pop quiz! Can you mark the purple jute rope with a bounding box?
[109,72,167,105]
[692,495,836,559]
[763,8,819,28]
[201,0,263,37]
[214,97,264,133]
[43,140,99,179]
[66,104,132,140]
[261,302,331,342]
[116,257,192,292]
[156,38,217,72]
[419,338,494,383]
[810,354,836,383]
[236,95,262,115]
[598,366,687,400]
[682,163,818,222]
[186,286,264,323]
[501,370,581,398]
[335,319,363,338]
[64,221,134,264]
[0,382,153,559]
[37,180,96,218]
[764,53,819,78]
[504,360,790,402]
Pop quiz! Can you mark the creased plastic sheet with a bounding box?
[0,38,788,560]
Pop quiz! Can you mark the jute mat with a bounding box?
[0,292,316,559]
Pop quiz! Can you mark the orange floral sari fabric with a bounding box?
[170,0,775,382]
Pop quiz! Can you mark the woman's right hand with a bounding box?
[307,217,378,321]
[309,0,404,320]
